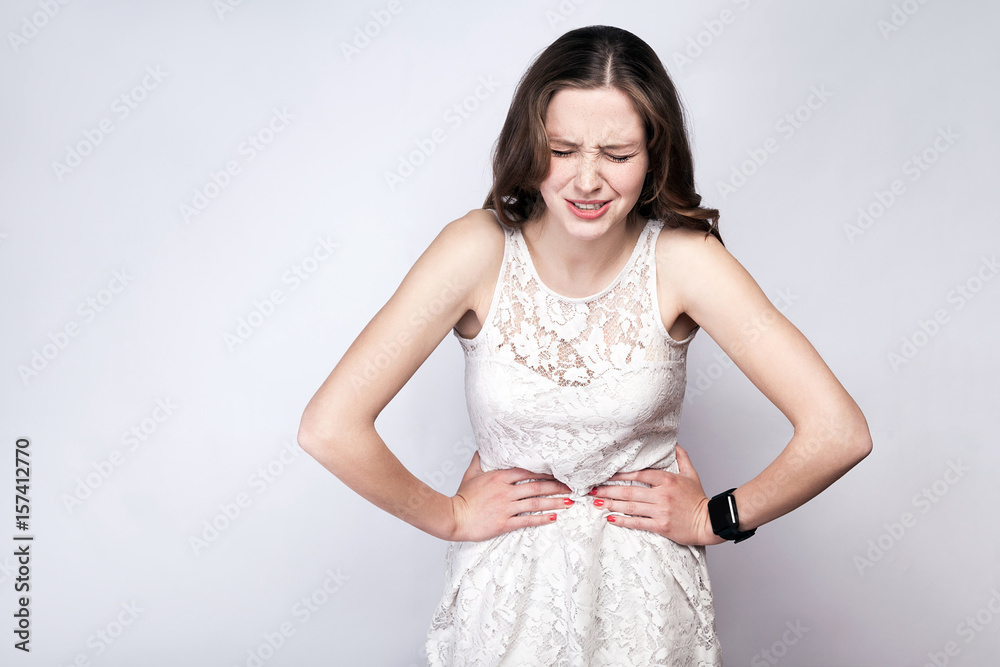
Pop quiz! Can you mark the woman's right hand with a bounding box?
[447,451,573,542]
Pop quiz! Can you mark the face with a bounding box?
[537,86,649,239]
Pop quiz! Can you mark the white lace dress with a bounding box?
[425,211,722,666]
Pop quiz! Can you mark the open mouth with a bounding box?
[566,200,611,218]
[571,201,608,210]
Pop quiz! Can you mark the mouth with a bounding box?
[565,199,611,219]
[569,200,610,210]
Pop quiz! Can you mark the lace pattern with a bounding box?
[426,212,722,666]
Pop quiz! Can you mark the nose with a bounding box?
[573,153,603,193]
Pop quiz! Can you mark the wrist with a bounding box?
[729,486,758,532]
[697,497,726,545]
[708,487,756,543]
[429,491,461,541]
[400,482,458,541]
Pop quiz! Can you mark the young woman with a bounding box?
[298,25,872,665]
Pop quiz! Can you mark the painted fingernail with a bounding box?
[593,499,604,507]
[588,489,597,496]
[564,498,574,506]
[607,516,616,523]
[549,514,557,521]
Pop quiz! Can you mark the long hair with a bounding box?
[483,25,722,245]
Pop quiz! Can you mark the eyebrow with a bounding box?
[547,136,641,151]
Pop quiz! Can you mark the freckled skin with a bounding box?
[525,86,652,293]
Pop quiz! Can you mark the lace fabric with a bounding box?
[426,211,722,666]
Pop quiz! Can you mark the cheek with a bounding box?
[540,160,573,191]
[612,165,648,195]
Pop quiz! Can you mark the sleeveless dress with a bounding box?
[425,210,722,666]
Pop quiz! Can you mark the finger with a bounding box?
[599,497,654,518]
[675,445,701,484]
[512,479,574,500]
[605,469,664,487]
[605,513,657,531]
[509,512,561,530]
[459,450,483,483]
[606,469,643,482]
[591,482,654,504]
[513,496,575,514]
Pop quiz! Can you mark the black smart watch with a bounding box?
[708,488,756,543]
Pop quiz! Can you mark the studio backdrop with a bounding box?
[2,1,998,665]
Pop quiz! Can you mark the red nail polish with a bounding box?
[593,499,604,507]
[549,514,557,521]
[564,498,574,506]
[607,516,616,523]
[588,489,597,496]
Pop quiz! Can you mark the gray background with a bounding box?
[2,1,998,665]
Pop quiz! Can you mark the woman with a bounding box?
[298,25,872,665]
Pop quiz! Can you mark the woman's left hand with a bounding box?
[589,445,726,546]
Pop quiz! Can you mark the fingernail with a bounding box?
[588,489,597,496]
[607,516,616,523]
[593,499,604,507]
[564,498,574,506]
[549,514,557,521]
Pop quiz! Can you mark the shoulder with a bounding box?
[654,222,731,278]
[420,208,507,302]
[653,222,757,317]
[434,208,507,275]
[439,208,508,250]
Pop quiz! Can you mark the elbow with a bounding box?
[852,430,873,464]
[843,410,873,466]
[297,424,350,478]
[801,408,872,469]
[296,425,324,460]
[296,411,339,463]
[297,407,368,474]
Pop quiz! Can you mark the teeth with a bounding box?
[572,202,605,210]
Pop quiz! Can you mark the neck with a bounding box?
[522,211,645,297]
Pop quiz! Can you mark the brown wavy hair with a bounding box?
[483,25,722,245]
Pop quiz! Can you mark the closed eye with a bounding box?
[551,149,636,163]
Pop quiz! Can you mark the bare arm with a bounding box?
[678,229,873,533]
[297,210,571,541]
[594,228,872,543]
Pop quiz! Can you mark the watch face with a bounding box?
[725,495,738,524]
[709,492,736,534]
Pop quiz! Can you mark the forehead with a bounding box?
[543,87,645,144]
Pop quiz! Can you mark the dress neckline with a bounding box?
[516,219,651,303]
